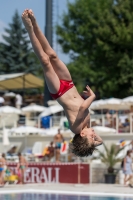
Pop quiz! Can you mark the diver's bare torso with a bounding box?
[57,86,90,133]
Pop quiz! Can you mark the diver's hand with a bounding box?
[83,85,96,98]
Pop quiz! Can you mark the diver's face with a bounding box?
[81,128,96,145]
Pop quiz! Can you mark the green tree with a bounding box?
[57,0,133,98]
[0,10,41,75]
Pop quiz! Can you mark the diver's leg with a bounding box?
[28,9,72,80]
[22,10,60,94]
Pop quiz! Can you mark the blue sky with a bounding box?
[0,0,74,63]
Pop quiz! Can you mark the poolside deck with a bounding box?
[1,183,133,196]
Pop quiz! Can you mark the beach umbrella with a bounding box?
[0,97,5,103]
[99,98,130,110]
[90,99,105,110]
[122,96,133,104]
[4,92,16,97]
[93,126,116,134]
[0,106,21,115]
[101,98,121,109]
[9,126,45,135]
[47,100,58,106]
[91,98,130,110]
[42,127,61,135]
[39,104,63,118]
[21,104,46,114]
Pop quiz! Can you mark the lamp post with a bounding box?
[44,0,53,106]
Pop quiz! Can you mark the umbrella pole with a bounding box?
[50,117,52,128]
[130,113,132,134]
[38,117,41,128]
[116,113,119,134]
[102,114,104,126]
[14,120,17,128]
[101,109,104,126]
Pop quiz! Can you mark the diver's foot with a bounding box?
[21,9,33,32]
[28,9,37,27]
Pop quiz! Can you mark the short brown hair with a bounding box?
[18,152,21,157]
[2,153,5,158]
[127,150,132,156]
[70,134,96,157]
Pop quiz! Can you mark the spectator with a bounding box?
[47,141,55,161]
[7,146,17,156]
[54,129,64,162]
[15,94,23,109]
[119,118,130,133]
[119,113,128,125]
[43,141,55,161]
[123,150,133,186]
[130,105,133,113]
[0,153,6,187]
[122,118,130,132]
[105,110,111,126]
[4,167,18,185]
[122,118,130,127]
[17,153,28,184]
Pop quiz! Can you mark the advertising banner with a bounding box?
[8,163,89,184]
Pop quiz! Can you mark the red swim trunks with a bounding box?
[50,80,74,100]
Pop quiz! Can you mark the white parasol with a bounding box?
[100,98,130,110]
[4,92,16,97]
[93,126,116,134]
[9,126,45,135]
[91,98,130,110]
[39,104,63,118]
[21,104,46,114]
[122,96,133,104]
[47,100,58,106]
[90,99,105,110]
[0,106,21,115]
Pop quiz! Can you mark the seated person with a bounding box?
[43,141,55,161]
[7,146,17,156]
[122,118,130,127]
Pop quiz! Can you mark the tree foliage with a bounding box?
[0,10,41,75]
[57,0,133,98]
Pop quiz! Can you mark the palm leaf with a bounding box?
[93,142,127,171]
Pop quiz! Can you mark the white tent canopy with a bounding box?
[0,73,43,90]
